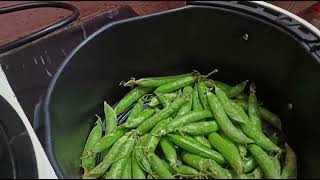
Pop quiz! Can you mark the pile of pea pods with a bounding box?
[80,71,297,179]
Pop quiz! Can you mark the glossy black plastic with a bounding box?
[43,2,320,179]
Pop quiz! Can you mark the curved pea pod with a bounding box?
[104,154,130,179]
[81,117,102,174]
[127,98,144,120]
[226,80,248,98]
[114,86,153,115]
[147,153,175,179]
[243,156,258,173]
[176,86,193,116]
[104,102,118,134]
[197,82,210,110]
[174,164,200,176]
[123,73,193,87]
[144,118,172,153]
[84,134,135,179]
[248,85,263,132]
[137,96,187,134]
[122,108,155,128]
[132,149,146,179]
[192,135,211,148]
[192,87,203,110]
[163,110,213,135]
[231,102,280,152]
[121,154,132,179]
[208,132,244,175]
[248,144,280,179]
[215,86,247,124]
[154,76,196,93]
[89,127,128,154]
[178,121,219,135]
[167,133,225,164]
[207,92,253,144]
[281,143,297,179]
[160,136,177,165]
[181,152,230,179]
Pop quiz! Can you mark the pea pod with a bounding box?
[226,80,248,98]
[197,82,210,110]
[281,143,297,179]
[156,92,174,107]
[84,134,135,179]
[231,102,280,152]
[192,87,203,110]
[132,149,146,179]
[174,164,199,177]
[154,76,196,93]
[176,86,193,116]
[167,133,225,164]
[207,92,253,144]
[104,155,130,179]
[243,156,258,173]
[160,137,177,165]
[215,86,247,124]
[134,134,153,174]
[178,121,219,135]
[127,99,144,120]
[248,85,262,132]
[248,144,280,179]
[147,153,175,179]
[192,135,211,148]
[123,73,193,87]
[144,118,172,153]
[161,159,175,174]
[89,127,128,154]
[205,80,231,92]
[182,152,230,179]
[137,96,187,134]
[81,117,102,174]
[122,108,155,128]
[121,154,132,179]
[114,86,153,115]
[208,132,244,175]
[163,110,213,135]
[104,102,118,134]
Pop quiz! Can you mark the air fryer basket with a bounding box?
[42,1,320,178]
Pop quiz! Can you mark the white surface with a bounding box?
[0,66,57,179]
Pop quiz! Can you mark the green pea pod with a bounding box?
[123,73,193,87]
[163,110,213,135]
[144,118,172,153]
[231,102,280,152]
[226,80,248,98]
[192,135,211,148]
[121,154,132,179]
[84,134,134,179]
[272,154,281,176]
[168,133,225,164]
[248,85,263,132]
[243,156,258,173]
[104,102,118,134]
[197,82,210,110]
[104,155,130,179]
[81,117,102,174]
[161,159,175,174]
[147,153,175,179]
[207,92,253,144]
[248,144,280,179]
[134,134,153,174]
[181,152,230,179]
[122,108,155,128]
[137,96,187,134]
[155,92,178,107]
[174,164,199,176]
[208,132,244,175]
[178,121,219,135]
[160,137,177,165]
[149,96,160,107]
[215,86,247,124]
[132,149,146,179]
[234,99,282,131]
[89,127,128,154]
[127,99,144,120]
[281,143,297,179]
[115,86,153,115]
[192,87,203,110]
[154,76,196,93]
[176,86,193,116]
[249,167,263,179]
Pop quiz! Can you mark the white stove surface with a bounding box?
[0,66,57,179]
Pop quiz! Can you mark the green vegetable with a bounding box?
[132,149,146,179]
[192,135,211,148]
[176,86,193,116]
[147,153,175,179]
[243,156,258,173]
[122,108,155,128]
[178,121,219,135]
[104,102,118,134]
[154,76,196,93]
[127,98,144,120]
[160,137,177,165]
[197,82,210,110]
[248,84,262,132]
[121,154,132,179]
[192,87,203,110]
[104,155,129,179]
